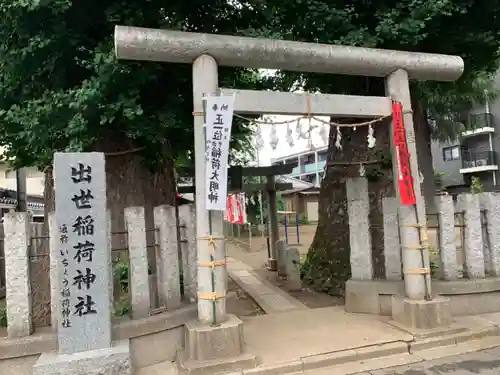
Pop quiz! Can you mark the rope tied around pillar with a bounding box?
[404,268,430,275]
[197,234,226,325]
[197,292,226,301]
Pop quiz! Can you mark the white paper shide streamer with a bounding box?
[286,122,294,147]
[269,122,279,150]
[319,123,328,144]
[307,129,313,150]
[359,163,365,177]
[296,119,306,139]
[367,124,376,148]
[255,125,264,151]
[335,126,342,150]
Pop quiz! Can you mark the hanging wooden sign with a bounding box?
[392,102,416,206]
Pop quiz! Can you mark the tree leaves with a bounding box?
[0,0,268,170]
[253,0,500,142]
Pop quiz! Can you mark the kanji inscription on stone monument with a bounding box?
[54,152,111,354]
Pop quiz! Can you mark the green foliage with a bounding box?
[114,261,129,293]
[364,166,385,182]
[297,214,309,225]
[434,170,445,187]
[245,192,263,225]
[114,297,131,317]
[470,176,484,194]
[0,306,6,327]
[255,0,500,138]
[276,192,286,212]
[112,259,183,317]
[0,0,271,170]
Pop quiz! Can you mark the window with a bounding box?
[443,146,460,161]
[318,152,327,162]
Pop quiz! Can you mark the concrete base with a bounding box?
[267,258,277,271]
[345,278,500,316]
[391,296,452,329]
[32,341,131,375]
[177,314,258,374]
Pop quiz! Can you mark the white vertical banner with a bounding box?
[232,194,239,223]
[205,95,235,211]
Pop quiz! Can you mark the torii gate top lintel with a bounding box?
[114,25,464,81]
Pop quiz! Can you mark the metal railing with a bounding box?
[461,150,497,169]
[467,112,495,129]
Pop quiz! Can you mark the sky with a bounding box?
[245,69,331,166]
[251,116,329,166]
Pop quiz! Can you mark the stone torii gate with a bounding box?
[114,26,463,373]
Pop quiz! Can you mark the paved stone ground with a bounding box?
[226,277,265,317]
[226,224,344,309]
[358,347,500,375]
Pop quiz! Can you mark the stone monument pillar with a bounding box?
[33,152,131,375]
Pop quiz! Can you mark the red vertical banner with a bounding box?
[225,195,234,223]
[392,102,416,205]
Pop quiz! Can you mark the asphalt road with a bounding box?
[365,347,500,375]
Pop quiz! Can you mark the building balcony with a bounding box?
[460,150,498,174]
[291,160,326,176]
[461,113,495,138]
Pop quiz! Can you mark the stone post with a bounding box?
[107,210,114,314]
[456,194,485,278]
[153,205,181,310]
[479,192,500,276]
[435,195,459,280]
[267,175,279,271]
[382,197,402,280]
[284,248,301,291]
[178,203,197,302]
[277,240,287,277]
[125,206,151,318]
[4,211,33,338]
[48,212,59,330]
[346,178,373,280]
[477,194,491,274]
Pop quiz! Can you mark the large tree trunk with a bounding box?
[303,98,436,296]
[35,138,175,326]
[302,119,393,295]
[413,96,438,214]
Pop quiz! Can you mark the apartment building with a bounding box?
[270,145,328,187]
[431,74,500,192]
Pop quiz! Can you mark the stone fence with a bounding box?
[0,204,197,339]
[0,223,44,300]
[345,177,500,316]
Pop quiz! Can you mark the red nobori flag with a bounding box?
[392,102,416,206]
